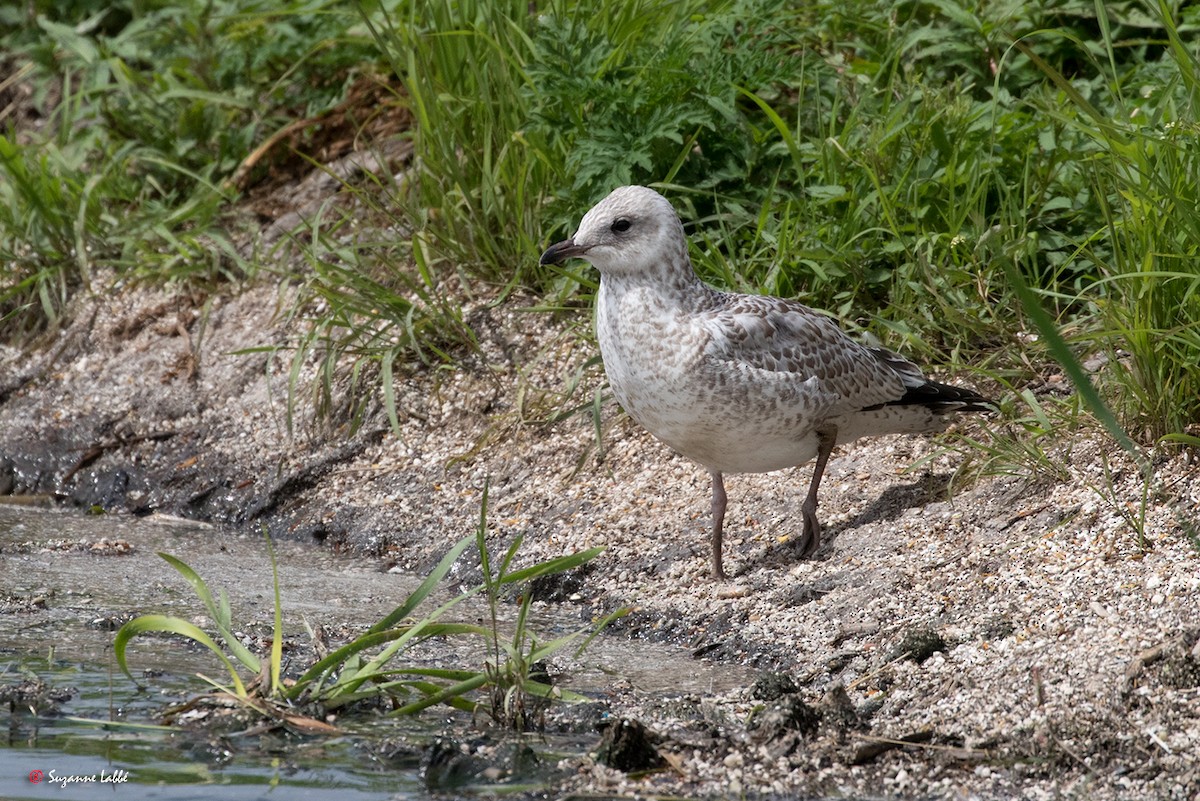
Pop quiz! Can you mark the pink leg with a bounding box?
[798,428,836,558]
[710,470,728,579]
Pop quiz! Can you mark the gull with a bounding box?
[540,186,992,579]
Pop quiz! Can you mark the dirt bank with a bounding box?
[2,270,1198,800]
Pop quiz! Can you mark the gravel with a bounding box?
[2,274,1198,800]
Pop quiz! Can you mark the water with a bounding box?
[0,503,752,800]
[2,662,419,800]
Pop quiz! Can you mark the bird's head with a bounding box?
[539,186,688,278]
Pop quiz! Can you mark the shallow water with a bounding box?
[0,503,753,800]
[2,661,418,800]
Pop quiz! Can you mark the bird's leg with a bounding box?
[710,470,728,580]
[798,427,837,558]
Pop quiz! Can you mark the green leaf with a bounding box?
[390,673,490,716]
[367,534,474,635]
[114,614,247,697]
[266,530,284,697]
[157,553,260,673]
[291,622,490,701]
[519,679,588,703]
[381,349,401,436]
[36,18,101,64]
[1160,433,1200,448]
[500,546,604,584]
[999,257,1139,456]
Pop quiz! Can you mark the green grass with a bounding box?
[0,0,375,339]
[349,0,1200,452]
[115,494,624,728]
[3,0,1198,494]
[278,206,481,437]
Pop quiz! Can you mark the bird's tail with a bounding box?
[866,346,996,415]
[889,378,996,415]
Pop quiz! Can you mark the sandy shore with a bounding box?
[2,279,1198,800]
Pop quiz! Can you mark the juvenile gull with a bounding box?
[540,186,992,579]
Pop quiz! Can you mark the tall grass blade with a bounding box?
[266,531,284,697]
[999,257,1138,457]
[157,553,261,672]
[114,615,248,697]
[367,533,474,635]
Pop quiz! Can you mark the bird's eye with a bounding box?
[611,218,632,233]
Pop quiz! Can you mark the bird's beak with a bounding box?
[539,238,587,266]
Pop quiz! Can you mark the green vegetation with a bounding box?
[115,490,621,728]
[0,0,374,337]
[376,0,1200,459]
[3,1,1199,461]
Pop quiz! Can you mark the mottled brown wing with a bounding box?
[697,294,911,414]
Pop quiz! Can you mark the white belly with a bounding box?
[637,407,822,472]
[596,283,824,474]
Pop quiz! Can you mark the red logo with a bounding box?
[28,770,43,783]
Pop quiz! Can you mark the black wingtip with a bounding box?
[865,379,996,415]
[904,379,996,414]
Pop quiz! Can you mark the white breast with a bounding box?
[595,280,829,473]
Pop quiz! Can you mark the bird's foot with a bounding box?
[796,504,822,559]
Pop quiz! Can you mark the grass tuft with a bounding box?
[113,487,623,728]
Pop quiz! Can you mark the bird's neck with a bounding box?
[601,254,708,306]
